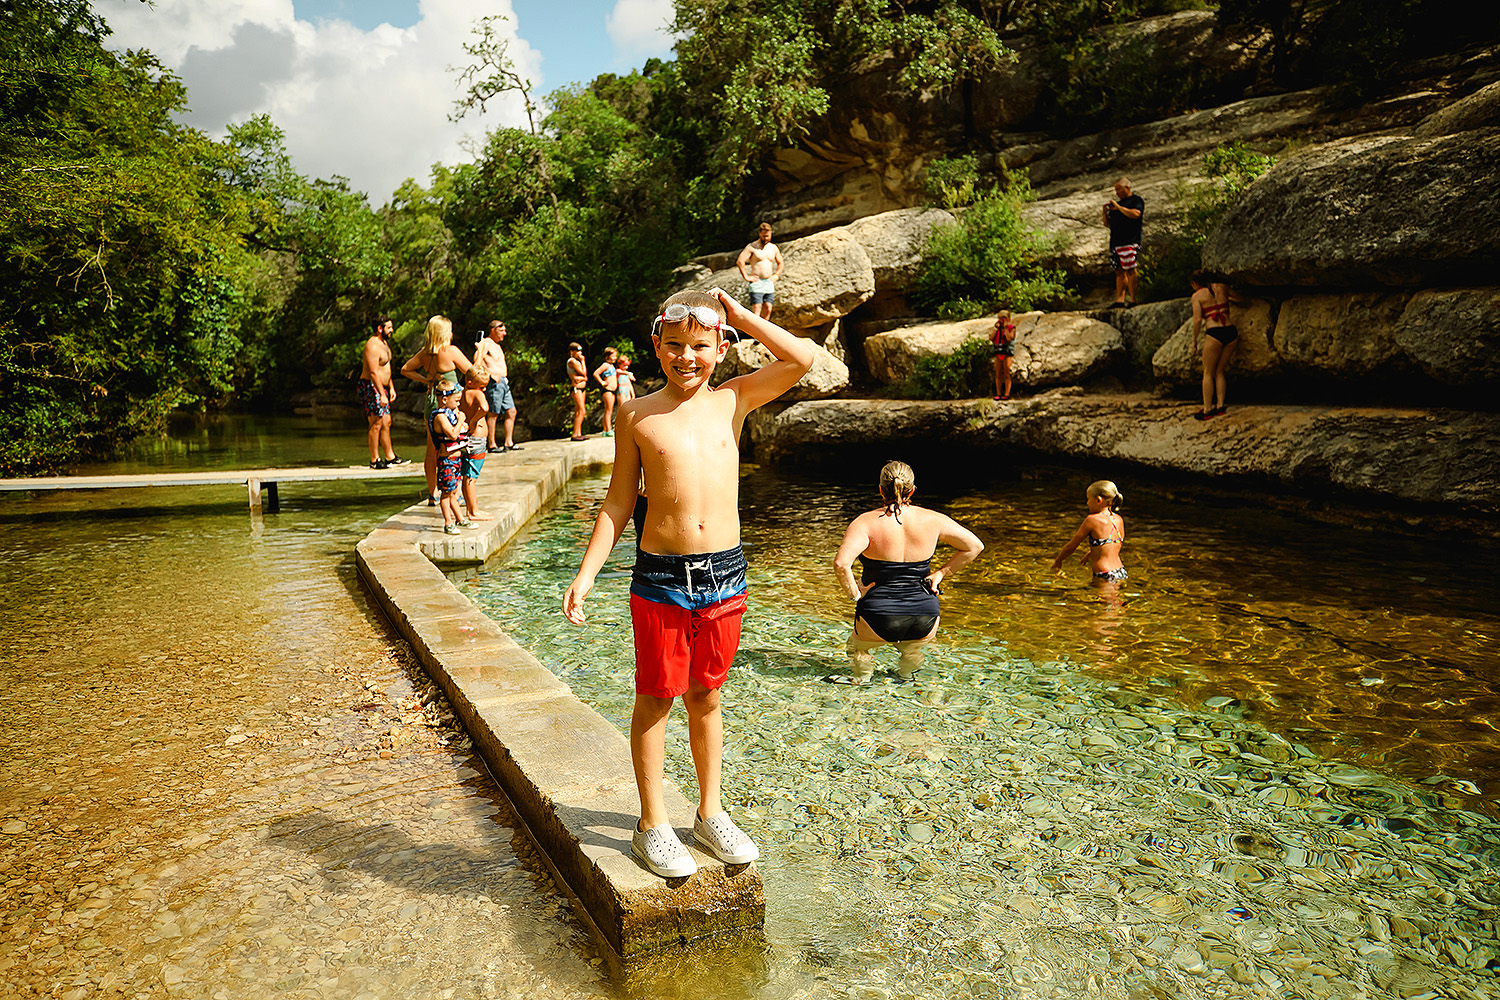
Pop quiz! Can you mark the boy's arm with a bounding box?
[713,289,813,414]
[563,406,642,624]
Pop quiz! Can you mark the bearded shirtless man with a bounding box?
[735,222,784,319]
[358,316,407,468]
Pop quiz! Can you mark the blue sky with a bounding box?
[90,0,677,202]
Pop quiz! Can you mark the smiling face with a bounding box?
[654,320,728,391]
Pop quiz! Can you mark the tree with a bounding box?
[0,0,261,473]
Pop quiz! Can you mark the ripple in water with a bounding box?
[462,468,1500,999]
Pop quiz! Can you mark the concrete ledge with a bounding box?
[355,439,765,957]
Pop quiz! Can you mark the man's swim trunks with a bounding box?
[484,376,514,412]
[630,545,748,698]
[748,278,775,305]
[357,378,389,417]
[1109,244,1140,271]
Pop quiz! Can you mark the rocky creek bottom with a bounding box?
[2,413,1497,1000]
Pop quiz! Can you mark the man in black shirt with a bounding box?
[1102,177,1145,307]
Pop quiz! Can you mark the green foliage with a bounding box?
[0,0,265,473]
[914,164,1070,317]
[1140,141,1274,300]
[1215,0,1495,93]
[906,336,992,400]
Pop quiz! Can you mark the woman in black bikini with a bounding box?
[1190,269,1237,420]
[831,461,984,684]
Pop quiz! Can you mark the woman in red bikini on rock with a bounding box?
[1190,269,1237,420]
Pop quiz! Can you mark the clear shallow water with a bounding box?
[461,465,1500,999]
[0,414,609,999]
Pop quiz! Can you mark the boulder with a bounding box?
[1152,298,1278,386]
[863,317,993,384]
[1093,299,1192,371]
[746,395,1500,529]
[1395,287,1500,385]
[1011,312,1125,388]
[774,229,877,327]
[1272,292,1411,375]
[1413,81,1500,138]
[846,208,955,291]
[683,228,874,329]
[712,337,849,401]
[1202,129,1500,288]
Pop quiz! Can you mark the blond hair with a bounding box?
[657,290,727,341]
[422,315,453,355]
[879,460,916,519]
[466,367,491,387]
[1087,480,1123,512]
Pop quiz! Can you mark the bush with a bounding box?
[906,336,992,400]
[914,161,1071,318]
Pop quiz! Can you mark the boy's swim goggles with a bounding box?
[652,302,738,340]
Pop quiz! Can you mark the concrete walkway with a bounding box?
[0,463,427,511]
[354,440,764,958]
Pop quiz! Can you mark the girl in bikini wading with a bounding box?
[831,461,984,684]
[1190,269,1238,420]
[1051,480,1127,584]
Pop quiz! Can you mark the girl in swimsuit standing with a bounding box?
[1189,269,1238,420]
[1051,480,1127,583]
[401,315,473,504]
[832,461,984,684]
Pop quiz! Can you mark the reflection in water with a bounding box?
[464,466,1500,999]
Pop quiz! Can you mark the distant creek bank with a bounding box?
[746,392,1500,539]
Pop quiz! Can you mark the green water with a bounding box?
[460,465,1500,999]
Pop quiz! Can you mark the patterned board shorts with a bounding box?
[1109,244,1140,272]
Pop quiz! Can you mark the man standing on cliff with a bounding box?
[474,319,521,452]
[1102,177,1145,308]
[736,222,784,319]
[358,316,408,468]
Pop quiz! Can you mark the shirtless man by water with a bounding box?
[474,320,520,452]
[358,316,407,469]
[735,222,784,319]
[563,288,812,879]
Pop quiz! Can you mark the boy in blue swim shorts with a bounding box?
[564,288,813,879]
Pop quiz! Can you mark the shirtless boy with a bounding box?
[563,288,813,879]
[735,223,783,320]
[474,320,520,452]
[566,342,588,441]
[358,316,408,468]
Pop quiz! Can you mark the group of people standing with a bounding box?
[355,315,523,533]
[565,344,637,441]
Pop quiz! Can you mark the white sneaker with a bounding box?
[631,822,697,878]
[693,810,760,864]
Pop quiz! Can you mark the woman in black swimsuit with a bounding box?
[831,461,985,684]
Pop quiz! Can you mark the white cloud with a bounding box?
[90,0,539,203]
[604,0,675,64]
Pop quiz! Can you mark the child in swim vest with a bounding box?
[991,310,1015,401]
[1051,480,1127,582]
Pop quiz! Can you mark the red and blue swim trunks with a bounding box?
[1109,244,1140,272]
[629,545,748,698]
[357,378,389,417]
